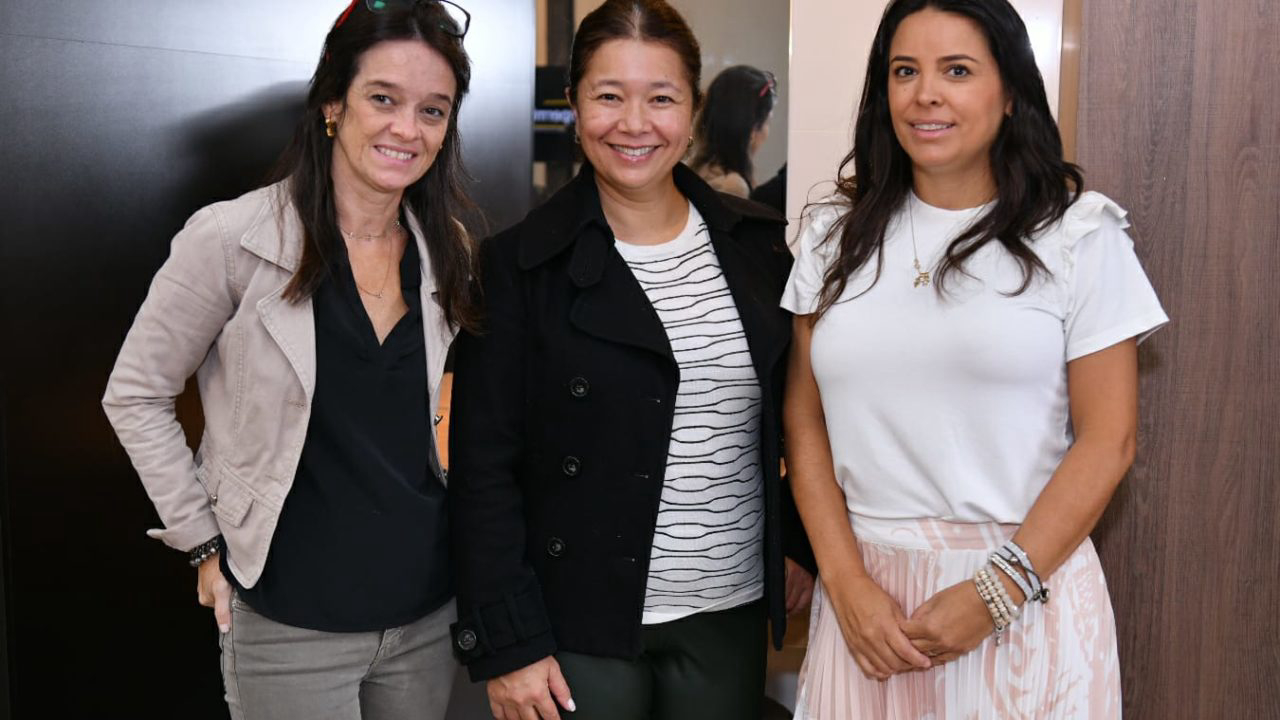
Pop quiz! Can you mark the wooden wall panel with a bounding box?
[1078,0,1280,716]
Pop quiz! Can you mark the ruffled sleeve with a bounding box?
[1060,191,1169,361]
[781,203,843,315]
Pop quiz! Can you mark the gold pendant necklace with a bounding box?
[908,198,931,288]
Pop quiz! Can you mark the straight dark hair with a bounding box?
[812,0,1083,318]
[567,0,703,108]
[272,1,480,332]
[690,65,775,189]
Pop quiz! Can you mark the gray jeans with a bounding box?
[220,593,458,720]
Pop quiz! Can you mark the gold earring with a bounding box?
[325,117,337,138]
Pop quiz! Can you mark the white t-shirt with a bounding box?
[615,203,765,624]
[781,191,1169,523]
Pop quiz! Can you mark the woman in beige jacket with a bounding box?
[103,2,478,718]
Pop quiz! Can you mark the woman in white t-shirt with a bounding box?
[782,1,1167,718]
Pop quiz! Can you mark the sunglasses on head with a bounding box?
[334,0,470,39]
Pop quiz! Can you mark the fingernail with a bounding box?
[566,698,576,712]
[219,623,230,634]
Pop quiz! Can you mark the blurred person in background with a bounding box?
[689,64,777,199]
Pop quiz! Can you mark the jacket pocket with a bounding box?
[210,462,254,528]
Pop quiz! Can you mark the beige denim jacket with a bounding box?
[103,181,458,587]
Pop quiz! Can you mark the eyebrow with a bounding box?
[592,79,683,92]
[364,79,454,104]
[890,53,982,64]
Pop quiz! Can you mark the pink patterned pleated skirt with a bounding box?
[794,516,1121,720]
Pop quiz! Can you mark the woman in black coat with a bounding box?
[449,2,813,718]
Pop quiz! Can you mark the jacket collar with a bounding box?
[238,181,438,293]
[517,162,747,274]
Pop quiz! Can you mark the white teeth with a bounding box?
[613,145,656,158]
[377,147,414,160]
[914,123,952,131]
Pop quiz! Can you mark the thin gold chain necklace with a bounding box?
[340,220,401,300]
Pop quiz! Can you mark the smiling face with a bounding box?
[324,39,457,201]
[887,8,1010,191]
[571,39,695,201]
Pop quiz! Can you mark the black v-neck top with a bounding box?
[225,233,451,631]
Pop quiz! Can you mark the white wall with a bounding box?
[573,0,790,183]
[786,0,1064,240]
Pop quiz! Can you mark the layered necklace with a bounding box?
[340,219,402,300]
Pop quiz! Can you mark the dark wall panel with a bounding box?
[0,1,532,717]
[1078,0,1280,717]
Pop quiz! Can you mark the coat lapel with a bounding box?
[239,187,317,402]
[567,226,675,362]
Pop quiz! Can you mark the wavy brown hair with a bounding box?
[812,0,1082,318]
[273,1,480,332]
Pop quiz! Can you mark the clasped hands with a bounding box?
[829,575,1010,681]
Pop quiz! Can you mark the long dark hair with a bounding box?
[273,1,479,332]
[690,65,775,188]
[568,0,702,108]
[812,0,1082,318]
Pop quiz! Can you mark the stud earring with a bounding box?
[325,117,337,138]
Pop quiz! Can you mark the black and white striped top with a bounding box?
[614,203,764,624]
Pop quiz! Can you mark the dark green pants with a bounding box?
[556,601,766,720]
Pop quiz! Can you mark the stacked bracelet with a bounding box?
[995,540,1049,604]
[188,535,223,567]
[973,564,1020,644]
[989,551,1033,603]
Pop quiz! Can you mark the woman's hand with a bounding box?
[196,553,232,634]
[900,580,1001,664]
[826,575,932,680]
[784,557,815,614]
[486,656,575,720]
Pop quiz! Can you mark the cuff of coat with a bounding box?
[780,489,817,576]
[145,509,222,553]
[452,583,557,681]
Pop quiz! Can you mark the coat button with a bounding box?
[547,537,566,557]
[569,377,590,398]
[210,494,219,506]
[562,456,581,477]
[456,629,477,652]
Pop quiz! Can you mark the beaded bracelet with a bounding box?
[973,564,1019,644]
[973,569,1007,644]
[187,535,223,567]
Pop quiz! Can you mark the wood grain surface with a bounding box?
[1078,0,1280,716]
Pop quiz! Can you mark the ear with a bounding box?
[322,99,345,125]
[564,85,580,124]
[1005,96,1014,117]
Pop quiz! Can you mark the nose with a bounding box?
[618,98,648,133]
[915,71,943,107]
[389,106,419,140]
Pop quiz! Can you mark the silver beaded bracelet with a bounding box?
[187,535,223,567]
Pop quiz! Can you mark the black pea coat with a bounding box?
[449,163,813,681]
